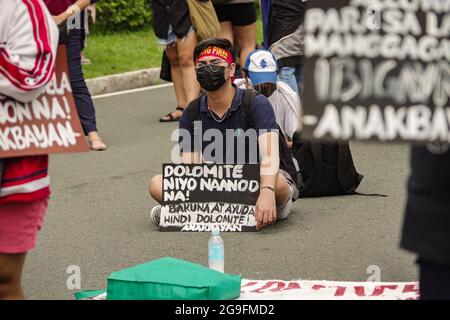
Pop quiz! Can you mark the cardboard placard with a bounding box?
[160,163,260,232]
[0,45,89,158]
[302,1,450,143]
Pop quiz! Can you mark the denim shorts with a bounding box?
[157,25,195,46]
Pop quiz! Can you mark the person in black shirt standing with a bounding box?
[401,144,450,300]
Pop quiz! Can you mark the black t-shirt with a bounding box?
[267,0,306,47]
[401,145,450,267]
[151,0,192,40]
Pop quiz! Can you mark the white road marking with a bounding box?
[92,83,173,99]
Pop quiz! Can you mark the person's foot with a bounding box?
[81,52,92,65]
[81,57,92,65]
[150,205,161,226]
[88,132,107,151]
[159,106,185,122]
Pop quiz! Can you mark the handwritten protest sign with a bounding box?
[0,45,88,158]
[302,1,450,143]
[160,163,260,232]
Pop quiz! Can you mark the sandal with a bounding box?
[159,106,185,122]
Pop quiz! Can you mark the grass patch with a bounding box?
[83,29,162,79]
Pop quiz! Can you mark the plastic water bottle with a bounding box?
[208,229,224,273]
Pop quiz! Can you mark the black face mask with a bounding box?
[196,65,228,92]
[254,83,276,98]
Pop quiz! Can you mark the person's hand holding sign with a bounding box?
[66,4,81,16]
[52,0,89,25]
[53,5,80,25]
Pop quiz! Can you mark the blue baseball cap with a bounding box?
[244,49,278,86]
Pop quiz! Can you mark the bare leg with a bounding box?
[219,21,234,45]
[176,32,200,105]
[148,174,163,204]
[235,23,257,71]
[0,253,26,300]
[166,44,187,107]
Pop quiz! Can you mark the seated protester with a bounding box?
[243,50,301,148]
[149,38,296,231]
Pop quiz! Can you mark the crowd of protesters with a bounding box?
[148,0,305,231]
[152,0,305,124]
[148,0,450,300]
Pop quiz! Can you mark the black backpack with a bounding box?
[185,89,299,195]
[291,132,364,197]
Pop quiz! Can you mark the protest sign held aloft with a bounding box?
[302,0,450,143]
[160,163,260,232]
[0,45,89,158]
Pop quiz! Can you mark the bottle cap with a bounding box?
[211,228,220,236]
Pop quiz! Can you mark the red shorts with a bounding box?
[0,199,48,254]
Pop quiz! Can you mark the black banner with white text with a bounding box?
[302,0,450,143]
[160,164,260,232]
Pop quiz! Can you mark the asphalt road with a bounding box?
[23,85,417,299]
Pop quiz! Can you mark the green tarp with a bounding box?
[74,290,106,300]
[76,257,241,300]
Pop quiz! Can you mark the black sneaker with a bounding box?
[150,205,161,226]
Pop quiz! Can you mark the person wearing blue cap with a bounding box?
[243,50,301,148]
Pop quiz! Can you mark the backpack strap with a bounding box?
[185,95,204,127]
[337,143,359,193]
[337,143,371,194]
[303,142,323,196]
[183,95,204,153]
[242,89,258,128]
[336,143,386,197]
